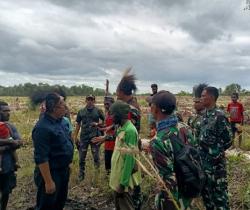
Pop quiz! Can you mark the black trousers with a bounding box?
[34,167,70,210]
[0,172,16,210]
[104,150,113,171]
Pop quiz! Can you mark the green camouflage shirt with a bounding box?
[199,107,232,160]
[150,117,194,209]
[76,106,105,141]
[187,112,203,145]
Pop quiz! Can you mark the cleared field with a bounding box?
[0,95,250,210]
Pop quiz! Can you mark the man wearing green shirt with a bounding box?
[109,100,142,210]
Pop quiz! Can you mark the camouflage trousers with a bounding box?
[201,158,230,210]
[78,141,100,175]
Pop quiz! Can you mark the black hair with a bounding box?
[152,90,176,115]
[117,68,137,96]
[151,84,158,88]
[45,93,61,113]
[204,86,219,101]
[193,83,208,98]
[30,87,67,106]
[104,96,115,103]
[0,101,8,110]
[231,92,239,99]
[53,86,67,101]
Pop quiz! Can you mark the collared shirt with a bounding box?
[76,106,104,141]
[32,113,74,169]
[199,107,232,160]
[1,122,21,174]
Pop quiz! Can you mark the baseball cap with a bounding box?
[0,122,10,138]
[86,94,95,100]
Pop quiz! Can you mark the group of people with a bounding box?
[0,70,246,210]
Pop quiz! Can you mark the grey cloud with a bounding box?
[0,0,250,92]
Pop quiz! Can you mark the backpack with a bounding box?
[165,130,206,198]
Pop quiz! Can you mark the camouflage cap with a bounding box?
[110,100,130,118]
[151,90,176,114]
[86,94,95,100]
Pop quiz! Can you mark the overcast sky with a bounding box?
[0,0,250,93]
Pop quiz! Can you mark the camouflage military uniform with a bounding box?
[199,107,232,210]
[187,112,203,145]
[127,97,141,133]
[76,106,105,176]
[126,97,142,210]
[177,121,198,147]
[150,115,194,210]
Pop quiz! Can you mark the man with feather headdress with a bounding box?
[114,68,142,210]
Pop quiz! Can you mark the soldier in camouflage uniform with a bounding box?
[199,87,232,210]
[150,90,195,210]
[187,83,207,144]
[74,95,105,181]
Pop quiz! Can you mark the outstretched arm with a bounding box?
[0,138,23,148]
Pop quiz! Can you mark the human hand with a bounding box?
[91,136,105,145]
[45,180,56,194]
[90,122,99,127]
[12,140,23,147]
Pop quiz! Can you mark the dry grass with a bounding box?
[0,95,250,210]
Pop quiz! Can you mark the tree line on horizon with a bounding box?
[0,82,249,97]
[177,83,250,96]
[0,83,105,97]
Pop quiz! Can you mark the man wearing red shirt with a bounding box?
[227,92,244,148]
[92,96,115,174]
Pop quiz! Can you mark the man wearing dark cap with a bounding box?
[74,94,105,181]
[150,84,158,96]
[109,100,142,210]
[149,90,193,210]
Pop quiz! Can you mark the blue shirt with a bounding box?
[1,122,21,174]
[32,113,74,170]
